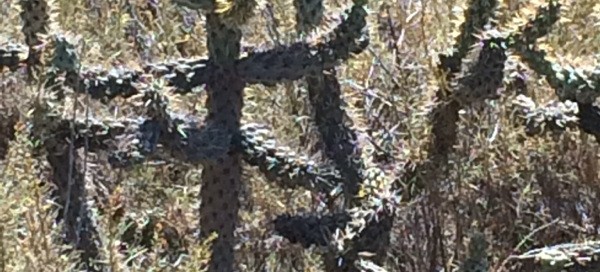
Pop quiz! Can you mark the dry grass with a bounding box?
[1,0,600,271]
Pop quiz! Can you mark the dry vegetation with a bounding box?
[1,0,600,271]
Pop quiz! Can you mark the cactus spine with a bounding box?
[18,0,58,79]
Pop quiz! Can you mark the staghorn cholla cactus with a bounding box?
[501,0,600,139]
[1,1,371,271]
[18,0,59,79]
[431,0,501,158]
[3,0,596,271]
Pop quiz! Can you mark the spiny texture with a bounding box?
[431,0,500,157]
[290,1,389,270]
[239,123,343,193]
[294,0,324,34]
[453,37,507,105]
[18,0,58,78]
[0,40,28,72]
[499,0,600,140]
[459,232,489,272]
[273,165,400,271]
[25,34,102,271]
[273,212,352,248]
[512,94,580,136]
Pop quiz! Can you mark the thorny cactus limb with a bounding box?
[27,89,103,272]
[294,0,323,35]
[3,12,369,97]
[23,30,109,271]
[510,240,600,271]
[238,3,369,85]
[453,37,508,105]
[504,1,600,140]
[431,0,500,157]
[292,0,392,270]
[238,123,343,193]
[273,166,400,271]
[18,0,58,79]
[294,0,365,199]
[0,37,210,97]
[459,231,490,272]
[0,40,28,72]
[32,77,232,168]
[328,166,398,271]
[512,94,581,137]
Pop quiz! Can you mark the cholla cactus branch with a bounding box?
[63,58,211,102]
[459,231,490,272]
[238,3,369,85]
[293,0,366,199]
[18,0,59,78]
[273,166,400,271]
[0,41,28,72]
[511,240,600,270]
[273,212,351,248]
[512,94,580,136]
[442,0,500,73]
[238,123,343,193]
[2,7,369,96]
[506,1,600,104]
[432,0,501,157]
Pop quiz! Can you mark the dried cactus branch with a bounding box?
[511,240,600,270]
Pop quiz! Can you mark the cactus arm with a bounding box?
[238,3,369,85]
[239,123,343,193]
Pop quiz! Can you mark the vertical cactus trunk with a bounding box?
[200,11,244,272]
[18,0,56,79]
